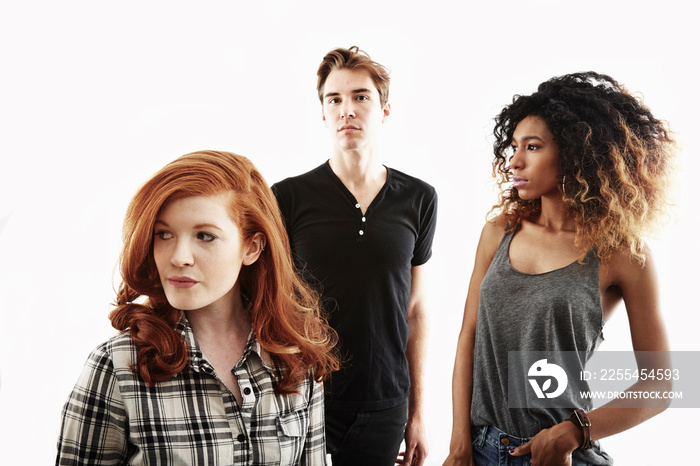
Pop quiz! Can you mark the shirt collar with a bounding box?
[176,313,279,375]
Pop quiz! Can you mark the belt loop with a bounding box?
[472,425,487,448]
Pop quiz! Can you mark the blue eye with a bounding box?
[154,230,172,240]
[197,232,217,242]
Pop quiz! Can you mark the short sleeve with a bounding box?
[412,186,438,266]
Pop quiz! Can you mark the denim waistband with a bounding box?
[472,425,531,451]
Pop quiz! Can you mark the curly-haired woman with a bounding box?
[443,73,675,465]
[56,151,339,465]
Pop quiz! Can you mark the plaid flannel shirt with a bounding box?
[56,316,327,465]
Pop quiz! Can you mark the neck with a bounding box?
[329,150,385,187]
[536,195,576,232]
[184,289,250,342]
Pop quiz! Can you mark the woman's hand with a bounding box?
[509,421,581,465]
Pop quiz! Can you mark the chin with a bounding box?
[164,297,201,312]
[515,188,532,199]
[337,143,360,152]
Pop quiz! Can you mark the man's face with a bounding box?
[321,68,390,153]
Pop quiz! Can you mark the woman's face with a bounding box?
[509,115,561,200]
[153,193,259,314]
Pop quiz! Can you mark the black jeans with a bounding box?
[325,401,408,466]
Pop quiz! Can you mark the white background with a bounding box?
[1,1,697,464]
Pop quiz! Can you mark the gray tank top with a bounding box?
[471,231,612,464]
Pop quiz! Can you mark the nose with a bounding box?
[171,239,194,267]
[340,101,356,119]
[509,147,523,170]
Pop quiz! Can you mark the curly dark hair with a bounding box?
[491,72,675,263]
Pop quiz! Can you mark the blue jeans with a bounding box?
[471,426,595,466]
[326,401,407,466]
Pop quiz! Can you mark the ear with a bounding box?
[382,102,391,122]
[242,232,266,266]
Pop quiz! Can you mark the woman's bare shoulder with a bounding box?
[482,214,508,241]
[476,215,508,261]
[602,243,655,287]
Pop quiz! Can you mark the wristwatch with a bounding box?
[567,409,592,450]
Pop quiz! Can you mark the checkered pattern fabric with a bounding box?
[56,316,327,465]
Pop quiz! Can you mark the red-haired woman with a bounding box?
[56,151,339,465]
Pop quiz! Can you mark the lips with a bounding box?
[339,125,360,132]
[512,176,528,188]
[168,276,198,289]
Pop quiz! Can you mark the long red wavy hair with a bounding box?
[109,150,339,393]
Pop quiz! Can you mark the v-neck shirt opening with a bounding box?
[322,160,390,217]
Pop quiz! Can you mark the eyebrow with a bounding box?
[154,220,223,232]
[324,88,373,99]
[193,223,223,231]
[512,135,545,143]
